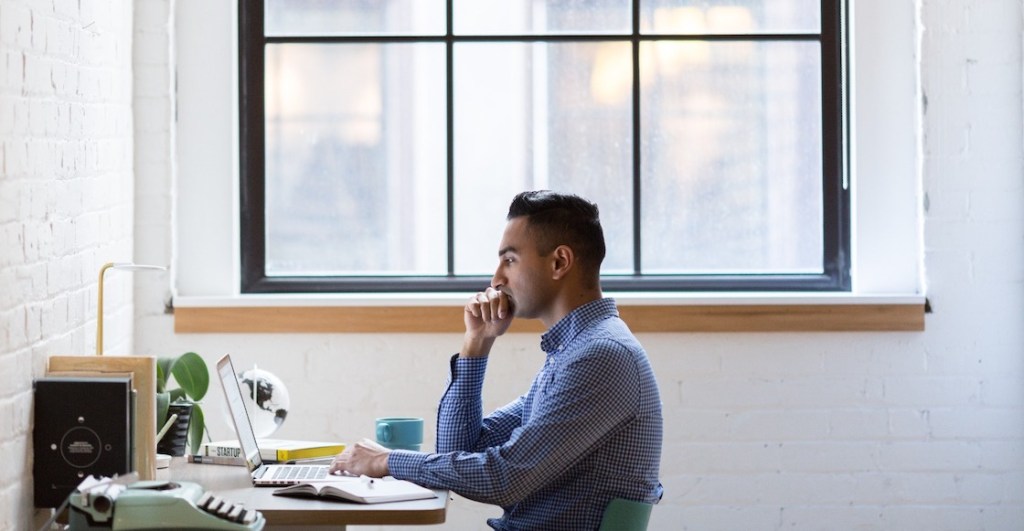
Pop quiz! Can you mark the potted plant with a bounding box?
[156,352,210,456]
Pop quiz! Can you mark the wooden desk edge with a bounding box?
[165,458,449,526]
[258,490,450,526]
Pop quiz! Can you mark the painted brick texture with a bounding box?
[0,0,134,528]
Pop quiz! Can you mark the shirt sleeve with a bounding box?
[434,354,524,453]
[389,355,525,481]
[388,341,640,507]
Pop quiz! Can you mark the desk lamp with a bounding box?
[96,262,166,356]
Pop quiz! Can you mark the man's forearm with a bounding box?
[437,355,489,452]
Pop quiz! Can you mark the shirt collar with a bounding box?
[539,298,618,355]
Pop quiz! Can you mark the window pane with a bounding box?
[453,42,634,275]
[265,43,448,276]
[641,1,821,34]
[264,0,446,36]
[640,41,823,274]
[453,0,630,35]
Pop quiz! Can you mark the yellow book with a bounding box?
[272,441,346,462]
[202,439,345,462]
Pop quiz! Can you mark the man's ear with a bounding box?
[550,245,574,280]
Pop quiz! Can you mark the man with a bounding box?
[331,190,663,530]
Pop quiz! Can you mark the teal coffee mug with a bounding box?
[375,417,423,451]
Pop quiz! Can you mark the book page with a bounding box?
[275,477,435,504]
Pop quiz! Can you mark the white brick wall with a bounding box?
[0,0,135,528]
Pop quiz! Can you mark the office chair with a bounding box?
[598,498,653,531]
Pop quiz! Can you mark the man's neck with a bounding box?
[540,288,603,329]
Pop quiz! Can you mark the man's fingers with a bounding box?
[487,289,513,321]
[496,291,509,319]
[329,453,346,474]
[484,288,508,321]
[482,291,498,321]
[466,288,512,324]
[468,290,496,321]
[466,292,486,318]
[478,292,492,320]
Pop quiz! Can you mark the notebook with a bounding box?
[217,354,343,487]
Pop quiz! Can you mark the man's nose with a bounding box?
[491,268,505,289]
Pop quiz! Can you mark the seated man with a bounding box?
[331,190,663,530]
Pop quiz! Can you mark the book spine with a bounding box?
[187,454,245,466]
[203,445,242,458]
[276,445,345,462]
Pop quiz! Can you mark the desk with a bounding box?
[159,457,449,529]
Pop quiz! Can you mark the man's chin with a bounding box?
[511,303,536,320]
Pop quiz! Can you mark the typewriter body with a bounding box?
[68,476,265,530]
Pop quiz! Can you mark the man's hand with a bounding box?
[462,288,514,357]
[329,438,391,478]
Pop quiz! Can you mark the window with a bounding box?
[239,0,849,293]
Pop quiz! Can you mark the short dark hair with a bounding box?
[507,190,606,277]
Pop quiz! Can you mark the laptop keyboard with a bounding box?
[271,465,329,481]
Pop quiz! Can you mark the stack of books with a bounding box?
[200,439,345,463]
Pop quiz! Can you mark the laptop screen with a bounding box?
[217,354,264,472]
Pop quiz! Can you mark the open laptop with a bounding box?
[217,354,341,487]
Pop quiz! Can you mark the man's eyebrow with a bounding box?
[498,246,517,256]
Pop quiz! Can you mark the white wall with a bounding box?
[0,0,136,528]
[139,1,1024,530]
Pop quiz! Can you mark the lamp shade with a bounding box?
[96,262,167,356]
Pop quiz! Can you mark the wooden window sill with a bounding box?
[172,295,925,333]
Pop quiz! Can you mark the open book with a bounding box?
[273,477,436,504]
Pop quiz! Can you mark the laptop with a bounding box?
[217,354,341,487]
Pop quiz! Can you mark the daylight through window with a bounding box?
[239,0,849,293]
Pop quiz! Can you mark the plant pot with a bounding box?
[156,403,194,457]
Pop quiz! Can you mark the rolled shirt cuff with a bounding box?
[387,449,430,481]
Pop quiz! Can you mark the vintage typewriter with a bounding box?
[66,475,265,530]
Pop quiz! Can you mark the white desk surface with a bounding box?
[160,457,449,528]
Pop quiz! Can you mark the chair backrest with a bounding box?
[598,498,653,531]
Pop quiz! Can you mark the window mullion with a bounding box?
[446,0,455,277]
[631,0,642,276]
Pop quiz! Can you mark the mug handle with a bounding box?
[376,423,391,443]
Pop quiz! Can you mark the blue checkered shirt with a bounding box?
[388,298,663,530]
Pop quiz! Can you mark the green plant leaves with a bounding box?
[188,405,205,455]
[156,390,170,438]
[170,351,210,402]
[156,357,174,393]
[155,352,211,455]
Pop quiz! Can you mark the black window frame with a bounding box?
[239,0,850,294]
